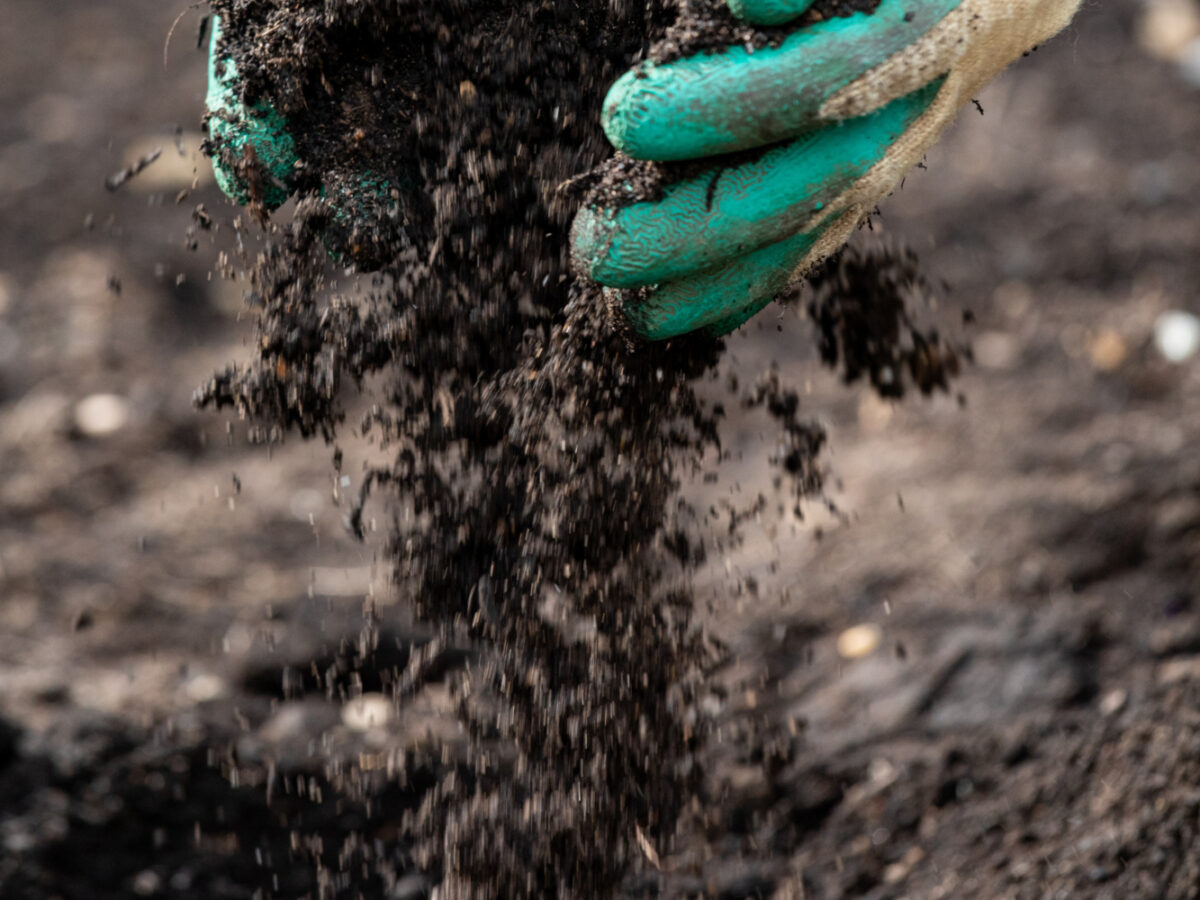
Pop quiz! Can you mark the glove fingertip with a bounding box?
[727,0,817,26]
[600,72,636,154]
[569,206,604,279]
[601,67,665,159]
[625,226,821,340]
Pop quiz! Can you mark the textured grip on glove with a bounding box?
[576,0,1082,340]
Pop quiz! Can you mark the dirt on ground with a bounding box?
[4,1,1200,899]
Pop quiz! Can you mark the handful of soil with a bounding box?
[198,1,955,896]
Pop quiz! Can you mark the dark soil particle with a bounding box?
[196,1,939,897]
[104,146,164,192]
[808,243,962,398]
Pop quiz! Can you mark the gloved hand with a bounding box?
[570,0,1081,341]
[204,16,407,266]
[204,16,297,212]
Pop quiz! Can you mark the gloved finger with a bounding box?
[574,81,936,290]
[602,0,960,161]
[206,16,297,210]
[727,0,817,26]
[622,218,832,341]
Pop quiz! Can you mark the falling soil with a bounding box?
[197,0,952,896]
[807,244,962,399]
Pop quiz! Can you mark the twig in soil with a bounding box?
[105,148,163,192]
[635,824,663,870]
[163,2,206,68]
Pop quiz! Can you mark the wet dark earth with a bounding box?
[5,0,1200,898]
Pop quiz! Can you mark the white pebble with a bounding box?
[1153,310,1200,362]
[132,869,161,896]
[73,393,130,437]
[342,693,394,731]
[1099,689,1127,716]
[183,673,226,703]
[1138,0,1200,62]
[836,623,882,660]
[973,331,1018,370]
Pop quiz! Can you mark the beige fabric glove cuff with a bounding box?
[798,0,1083,271]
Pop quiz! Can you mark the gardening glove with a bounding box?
[570,0,1081,340]
[204,17,405,265]
[204,16,297,212]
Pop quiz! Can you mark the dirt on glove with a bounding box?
[197,1,953,896]
[650,0,882,64]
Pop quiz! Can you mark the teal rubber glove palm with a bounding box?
[570,0,1081,340]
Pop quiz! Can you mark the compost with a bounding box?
[196,0,957,895]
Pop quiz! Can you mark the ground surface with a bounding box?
[4,1,1200,897]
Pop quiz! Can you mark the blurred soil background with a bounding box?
[4,0,1200,897]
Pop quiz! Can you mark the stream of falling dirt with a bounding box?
[197,1,956,895]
